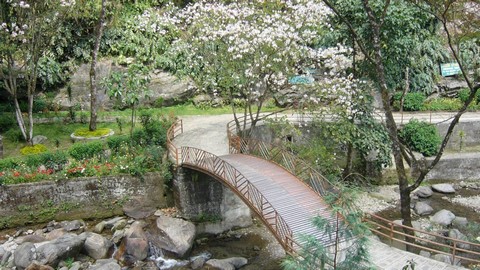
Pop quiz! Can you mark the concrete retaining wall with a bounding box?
[174,168,252,234]
[0,172,167,228]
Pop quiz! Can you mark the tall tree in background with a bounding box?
[89,0,107,131]
[0,0,75,144]
[321,0,479,248]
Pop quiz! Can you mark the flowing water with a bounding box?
[146,228,283,269]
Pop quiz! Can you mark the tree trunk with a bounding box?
[13,97,28,142]
[360,0,415,250]
[89,0,106,131]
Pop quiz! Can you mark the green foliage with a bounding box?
[399,119,441,157]
[107,135,130,153]
[458,88,480,104]
[393,92,426,111]
[352,118,392,171]
[424,98,462,111]
[37,55,69,90]
[4,128,23,143]
[282,186,371,270]
[0,113,15,132]
[25,151,68,170]
[0,157,21,171]
[69,141,104,160]
[20,144,48,156]
[73,128,111,138]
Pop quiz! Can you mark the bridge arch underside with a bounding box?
[173,167,253,234]
[180,153,339,253]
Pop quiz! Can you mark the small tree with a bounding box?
[161,1,350,133]
[282,186,372,270]
[103,63,151,136]
[0,0,75,144]
[89,0,107,132]
[320,0,479,249]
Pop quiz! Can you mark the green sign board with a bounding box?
[440,63,461,77]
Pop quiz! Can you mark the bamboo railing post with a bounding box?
[452,241,456,265]
[390,222,394,245]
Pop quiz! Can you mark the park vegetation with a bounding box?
[0,0,479,268]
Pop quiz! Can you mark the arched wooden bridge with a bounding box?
[167,118,340,254]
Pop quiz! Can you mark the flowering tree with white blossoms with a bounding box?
[0,0,75,144]
[161,0,355,131]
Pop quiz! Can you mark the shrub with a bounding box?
[25,151,68,170]
[4,128,23,142]
[424,98,462,111]
[132,129,148,146]
[0,157,21,171]
[393,92,426,111]
[33,98,48,113]
[107,135,130,153]
[0,114,15,132]
[69,141,104,160]
[20,144,48,155]
[399,119,441,157]
[457,88,480,104]
[73,128,111,138]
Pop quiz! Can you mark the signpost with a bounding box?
[440,63,461,77]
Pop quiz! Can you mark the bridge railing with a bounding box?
[365,213,480,265]
[167,118,183,166]
[227,113,334,197]
[180,146,295,253]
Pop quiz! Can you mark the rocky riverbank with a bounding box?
[0,204,285,270]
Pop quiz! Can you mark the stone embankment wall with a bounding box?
[0,172,167,228]
[174,167,252,234]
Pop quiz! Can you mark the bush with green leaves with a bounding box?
[69,141,105,160]
[282,186,371,270]
[458,88,480,104]
[25,151,68,171]
[0,114,15,132]
[393,92,426,111]
[0,157,21,171]
[4,128,24,143]
[424,98,462,111]
[107,135,130,153]
[399,119,441,157]
[20,144,48,155]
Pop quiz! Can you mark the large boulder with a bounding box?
[148,70,196,106]
[448,229,470,250]
[414,186,433,198]
[53,61,195,111]
[114,222,149,264]
[414,201,434,216]
[431,184,455,194]
[35,234,85,267]
[14,242,36,270]
[88,259,121,270]
[81,232,112,260]
[205,257,248,270]
[60,220,85,232]
[155,216,196,257]
[430,209,456,226]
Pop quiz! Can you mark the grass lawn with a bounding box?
[1,103,280,158]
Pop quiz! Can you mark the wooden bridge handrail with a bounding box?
[167,118,183,166]
[365,213,480,264]
[226,113,334,197]
[180,146,295,253]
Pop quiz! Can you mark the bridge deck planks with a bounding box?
[219,154,338,249]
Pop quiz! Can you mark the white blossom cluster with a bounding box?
[136,5,180,36]
[154,0,358,112]
[60,0,75,7]
[0,0,75,46]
